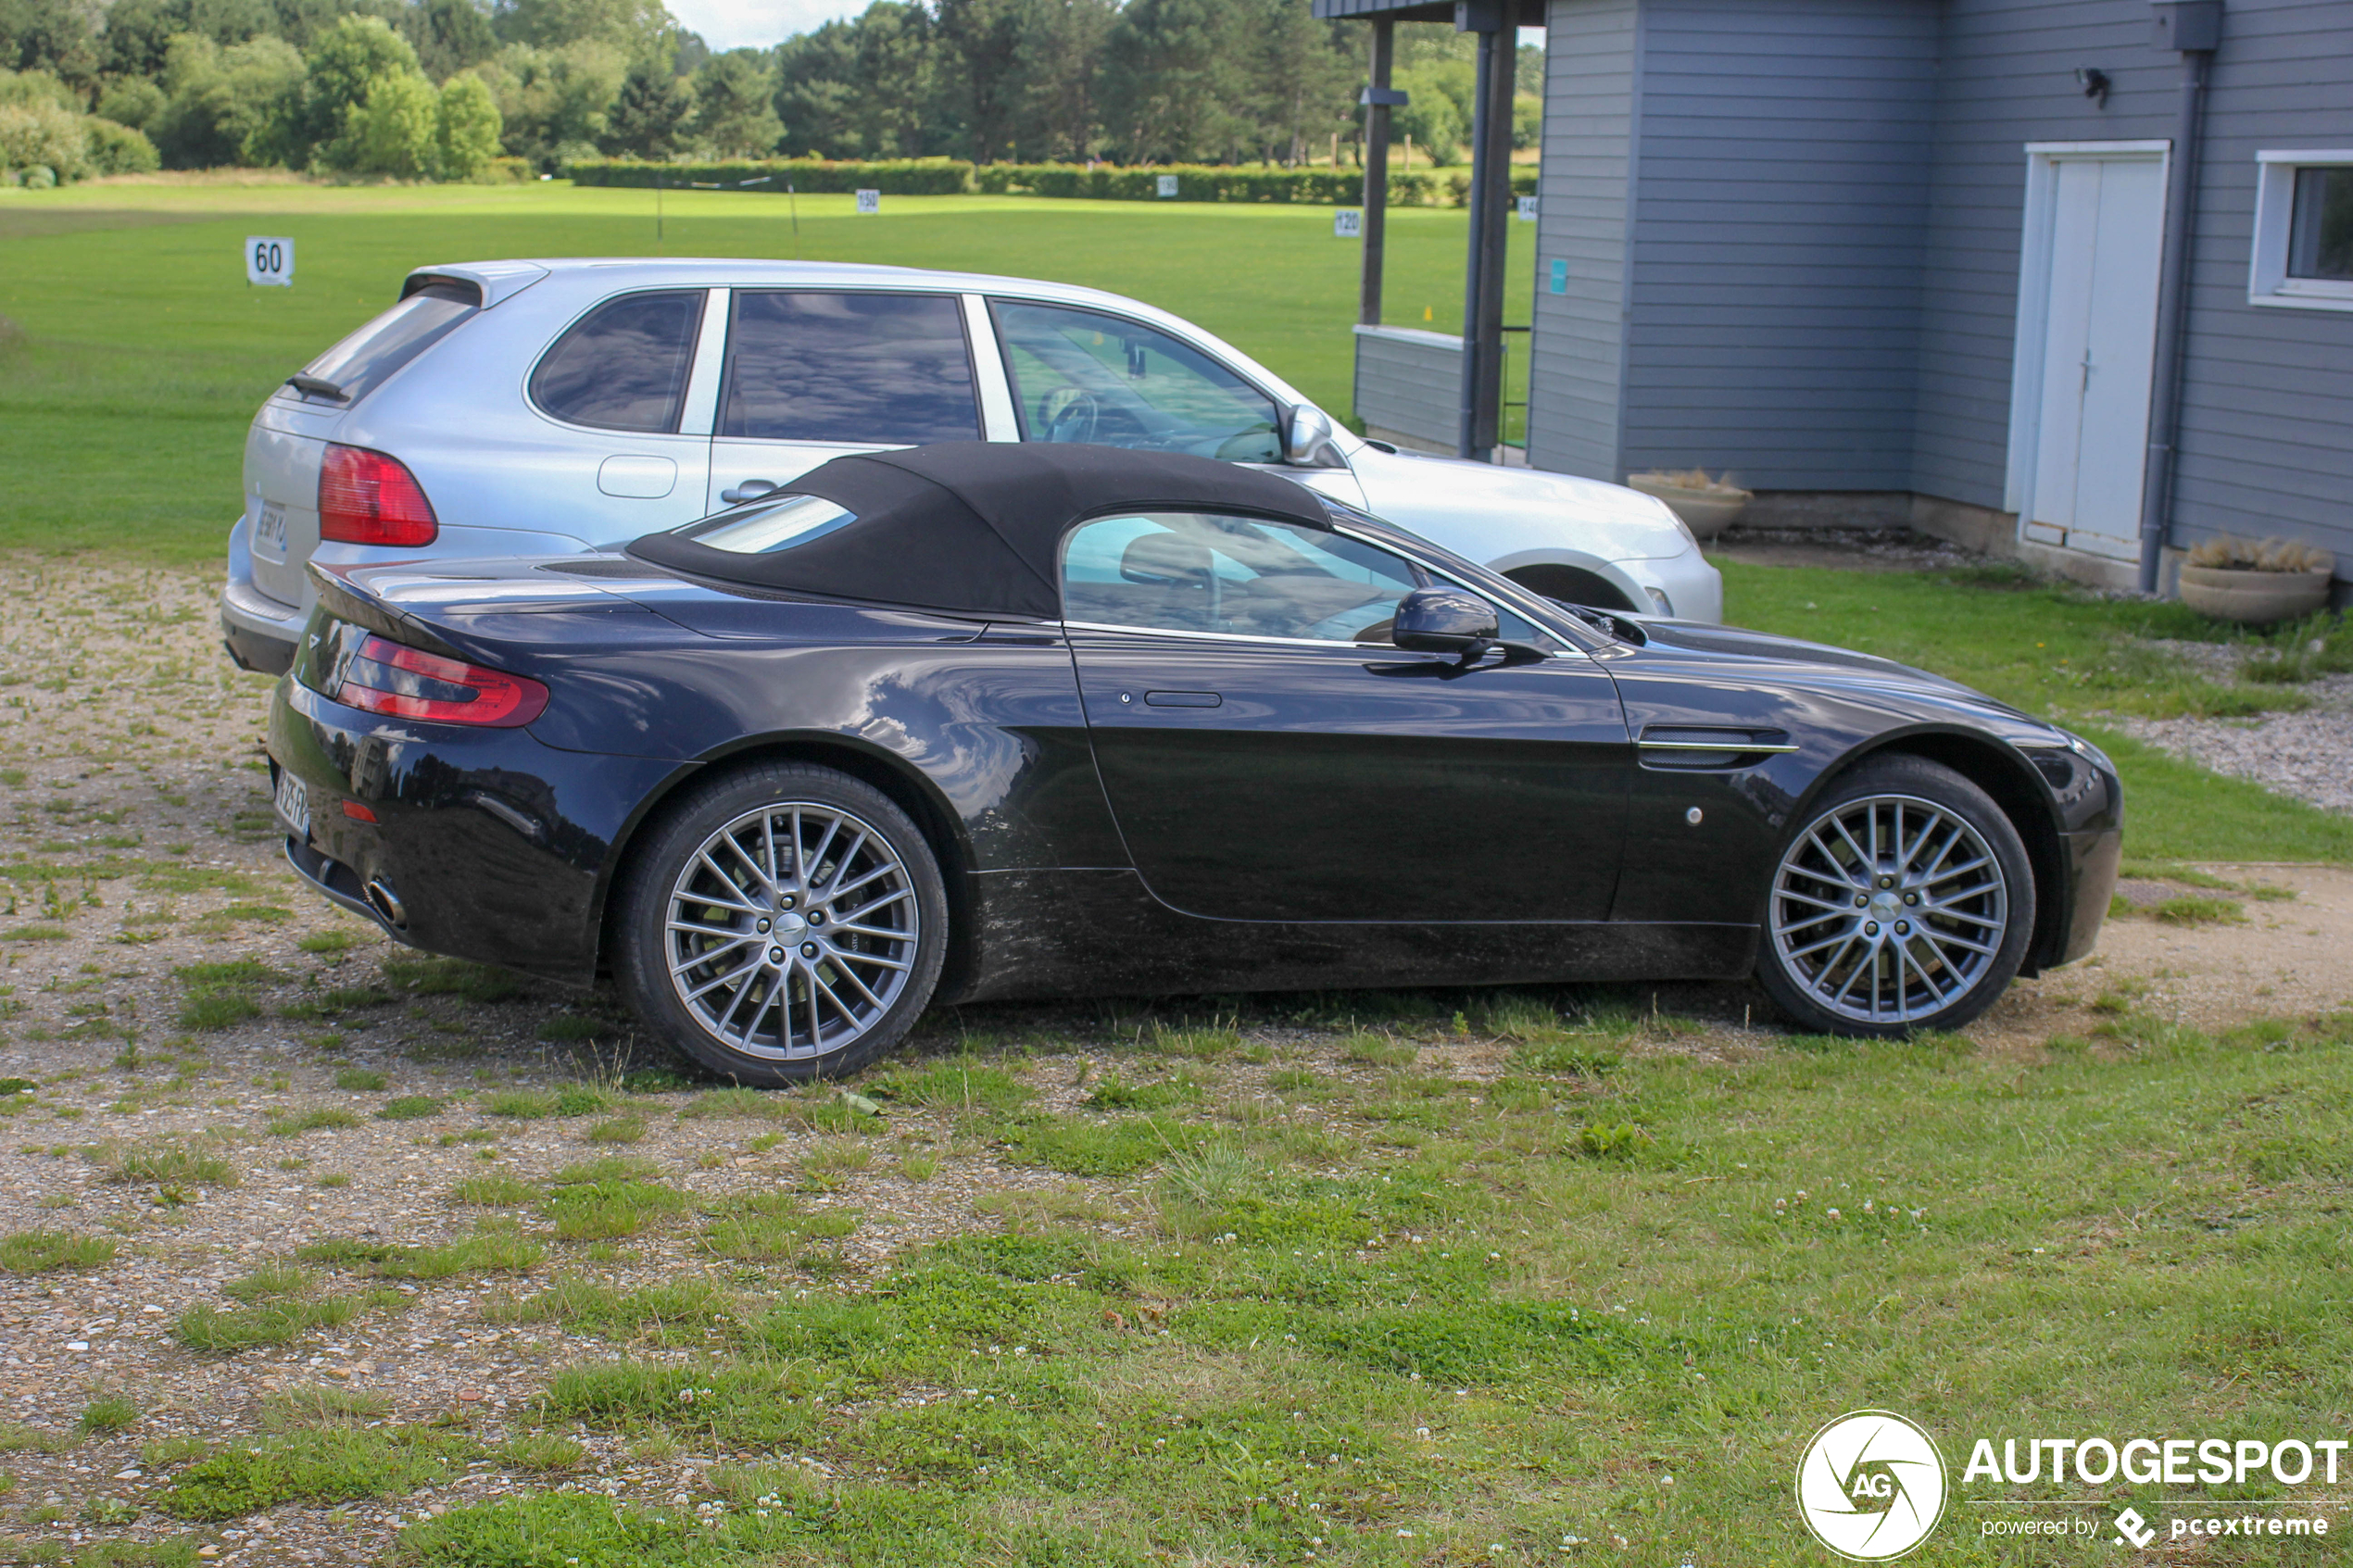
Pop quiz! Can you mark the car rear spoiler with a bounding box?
[305,560,474,665]
[398,260,550,309]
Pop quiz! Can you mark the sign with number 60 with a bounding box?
[245,236,295,287]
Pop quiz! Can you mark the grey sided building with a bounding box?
[1397,0,2348,595]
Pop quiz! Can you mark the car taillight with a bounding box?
[318,444,439,546]
[334,634,547,727]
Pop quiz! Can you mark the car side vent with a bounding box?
[1636,727,1800,770]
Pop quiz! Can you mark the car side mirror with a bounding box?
[1391,588,1498,656]
[1282,404,1342,468]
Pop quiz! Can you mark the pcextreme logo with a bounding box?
[1794,1411,1950,1562]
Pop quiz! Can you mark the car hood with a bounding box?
[1346,444,1696,565]
[1616,616,2049,729]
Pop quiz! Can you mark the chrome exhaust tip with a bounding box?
[364,878,407,929]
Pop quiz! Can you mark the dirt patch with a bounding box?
[1705,525,1985,575]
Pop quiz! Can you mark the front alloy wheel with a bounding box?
[617,764,947,1083]
[1757,757,2034,1036]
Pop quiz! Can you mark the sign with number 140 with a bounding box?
[245,236,295,287]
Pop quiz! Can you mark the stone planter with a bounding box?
[2177,565,2334,625]
[1626,474,1751,540]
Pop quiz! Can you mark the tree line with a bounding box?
[2,0,1538,182]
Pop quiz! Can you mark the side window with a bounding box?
[1063,513,1421,642]
[530,290,706,433]
[719,292,979,444]
[993,301,1280,462]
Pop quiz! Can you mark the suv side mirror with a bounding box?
[1282,404,1342,468]
[1391,588,1498,655]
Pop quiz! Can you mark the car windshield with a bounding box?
[289,282,476,406]
[673,495,859,554]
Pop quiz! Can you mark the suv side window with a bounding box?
[530,290,707,433]
[992,301,1280,462]
[719,292,979,444]
[1063,513,1421,642]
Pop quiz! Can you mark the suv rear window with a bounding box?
[286,281,477,408]
[718,291,979,445]
[529,290,708,433]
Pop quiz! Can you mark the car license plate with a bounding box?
[273,771,310,837]
[254,502,289,559]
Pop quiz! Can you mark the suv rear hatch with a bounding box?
[242,278,484,608]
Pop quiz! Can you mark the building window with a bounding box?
[2250,151,2353,310]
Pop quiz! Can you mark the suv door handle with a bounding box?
[720,479,780,504]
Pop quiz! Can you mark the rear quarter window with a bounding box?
[529,290,709,433]
[285,281,478,408]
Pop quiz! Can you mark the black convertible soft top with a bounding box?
[625,441,1334,621]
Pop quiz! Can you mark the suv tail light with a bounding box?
[333,634,547,727]
[319,445,439,546]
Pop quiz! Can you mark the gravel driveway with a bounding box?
[3,560,2347,1565]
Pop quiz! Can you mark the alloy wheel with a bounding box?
[1768,792,2009,1026]
[663,802,921,1061]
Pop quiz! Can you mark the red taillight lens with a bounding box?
[319,444,439,547]
[334,634,548,727]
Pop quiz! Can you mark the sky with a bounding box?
[671,0,1548,56]
[670,0,861,50]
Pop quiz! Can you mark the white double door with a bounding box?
[2015,149,2167,560]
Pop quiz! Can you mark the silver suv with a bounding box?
[221,257,1721,673]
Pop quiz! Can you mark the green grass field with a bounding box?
[0,181,1531,564]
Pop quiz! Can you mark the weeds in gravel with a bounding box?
[221,1262,310,1301]
[376,1095,443,1120]
[101,1142,236,1188]
[874,1058,1031,1115]
[297,1229,543,1279]
[544,1159,687,1240]
[78,1397,137,1435]
[997,1113,1189,1178]
[494,1434,586,1473]
[265,1108,360,1136]
[258,1386,393,1431]
[699,1193,860,1261]
[450,1173,535,1206]
[296,930,359,955]
[157,1425,473,1520]
[332,1068,387,1092]
[484,1275,734,1343]
[383,956,530,1004]
[0,1228,117,1272]
[0,1422,69,1455]
[173,1288,397,1353]
[171,960,273,1031]
[2153,895,2247,926]
[585,1116,646,1144]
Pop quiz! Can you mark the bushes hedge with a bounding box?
[567,157,1537,209]
[568,157,977,195]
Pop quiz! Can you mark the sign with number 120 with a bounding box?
[246,236,295,287]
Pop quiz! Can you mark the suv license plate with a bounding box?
[273,771,310,837]
[254,503,289,559]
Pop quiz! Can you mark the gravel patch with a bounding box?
[2114,671,2353,814]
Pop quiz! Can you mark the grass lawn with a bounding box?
[0,181,1531,565]
[62,997,2353,1566]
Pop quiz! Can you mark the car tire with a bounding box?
[1755,755,2035,1038]
[613,762,948,1085]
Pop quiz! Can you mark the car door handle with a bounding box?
[1142,690,1221,708]
[720,479,780,504]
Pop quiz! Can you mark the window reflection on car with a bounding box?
[1063,513,1420,641]
[995,302,1280,461]
[676,495,859,554]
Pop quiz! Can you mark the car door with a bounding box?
[705,289,988,512]
[525,287,719,542]
[988,298,1368,509]
[1062,511,1630,922]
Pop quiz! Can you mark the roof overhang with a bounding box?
[1310,0,1459,21]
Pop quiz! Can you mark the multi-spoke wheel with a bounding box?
[1755,756,2034,1037]
[615,764,947,1084]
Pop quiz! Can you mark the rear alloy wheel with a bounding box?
[1755,757,2034,1037]
[616,764,947,1084]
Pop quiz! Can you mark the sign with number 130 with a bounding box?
[245,236,295,287]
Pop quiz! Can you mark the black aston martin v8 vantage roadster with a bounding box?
[267,443,2120,1083]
